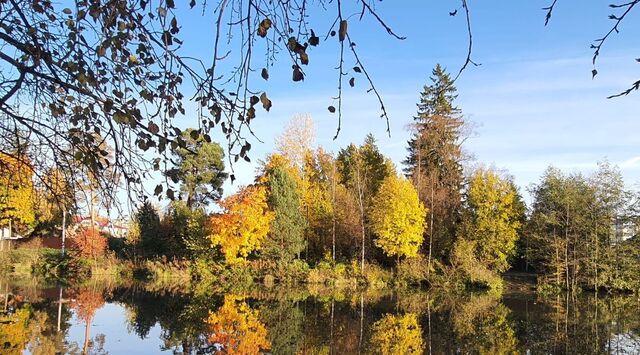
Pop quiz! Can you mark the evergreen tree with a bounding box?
[264,166,307,262]
[136,201,164,257]
[168,129,227,209]
[403,64,465,266]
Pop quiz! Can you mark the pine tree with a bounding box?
[403,64,465,267]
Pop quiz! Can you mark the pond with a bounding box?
[1,279,639,354]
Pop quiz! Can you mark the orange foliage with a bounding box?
[72,288,105,323]
[69,227,107,260]
[209,185,274,264]
[206,295,270,354]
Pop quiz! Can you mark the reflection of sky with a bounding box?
[609,332,640,353]
[65,303,169,354]
[107,2,640,211]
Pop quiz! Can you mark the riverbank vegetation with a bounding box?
[1,66,639,295]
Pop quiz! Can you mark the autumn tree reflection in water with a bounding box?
[0,280,638,354]
[71,286,106,354]
[205,295,270,354]
[369,313,424,354]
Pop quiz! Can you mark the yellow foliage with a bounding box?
[369,313,423,354]
[209,185,274,265]
[464,168,521,273]
[370,175,426,259]
[451,294,518,355]
[0,152,35,228]
[0,307,31,355]
[206,295,271,354]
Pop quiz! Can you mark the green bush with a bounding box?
[396,255,429,286]
[361,263,393,288]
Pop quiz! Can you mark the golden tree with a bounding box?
[370,175,426,261]
[206,295,271,354]
[209,185,274,265]
[461,168,522,273]
[0,152,35,231]
[369,313,423,354]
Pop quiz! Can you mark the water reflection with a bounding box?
[0,278,638,354]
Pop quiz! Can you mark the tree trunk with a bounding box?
[355,164,366,273]
[332,163,336,262]
[83,316,92,354]
[427,179,434,276]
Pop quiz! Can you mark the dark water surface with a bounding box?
[1,279,639,354]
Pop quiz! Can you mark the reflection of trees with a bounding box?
[113,287,222,353]
[0,291,71,355]
[1,281,628,355]
[258,300,304,354]
[26,309,67,355]
[450,294,518,355]
[205,295,270,354]
[66,334,108,355]
[509,293,640,354]
[0,307,30,355]
[369,313,424,354]
[72,287,105,354]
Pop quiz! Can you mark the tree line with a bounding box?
[1,65,638,292]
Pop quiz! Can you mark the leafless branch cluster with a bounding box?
[0,0,403,210]
[543,0,640,98]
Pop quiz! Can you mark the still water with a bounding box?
[1,279,639,354]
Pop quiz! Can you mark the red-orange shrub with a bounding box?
[69,227,107,260]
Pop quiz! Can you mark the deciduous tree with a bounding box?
[370,175,426,262]
[460,168,523,273]
[69,227,107,263]
[209,185,273,265]
[0,152,35,233]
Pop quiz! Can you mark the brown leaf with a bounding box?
[292,67,304,82]
[300,52,309,65]
[260,92,272,111]
[309,29,319,46]
[287,37,297,51]
[339,20,348,42]
[261,68,269,80]
[162,31,173,46]
[257,18,272,38]
[349,77,355,87]
[148,122,160,134]
[328,106,336,113]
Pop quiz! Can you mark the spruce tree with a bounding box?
[403,64,466,265]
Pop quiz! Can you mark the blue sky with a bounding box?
[160,1,640,206]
